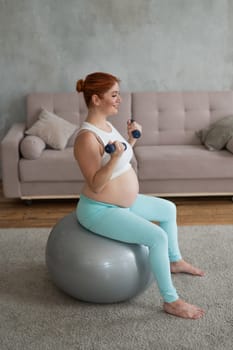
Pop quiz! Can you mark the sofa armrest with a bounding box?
[1,123,26,197]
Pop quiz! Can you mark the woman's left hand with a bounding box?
[127,119,142,141]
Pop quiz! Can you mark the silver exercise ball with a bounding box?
[46,212,153,303]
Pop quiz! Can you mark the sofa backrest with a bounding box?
[27,92,83,128]
[26,91,233,146]
[26,92,132,140]
[132,91,233,145]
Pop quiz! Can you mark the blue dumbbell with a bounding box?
[105,142,127,154]
[130,119,141,139]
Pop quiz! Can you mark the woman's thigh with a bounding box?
[130,194,177,222]
[77,196,167,247]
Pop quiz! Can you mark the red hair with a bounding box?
[76,72,120,107]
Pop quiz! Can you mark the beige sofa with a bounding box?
[1,91,233,200]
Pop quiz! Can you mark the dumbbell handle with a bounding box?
[105,142,127,154]
[130,119,141,139]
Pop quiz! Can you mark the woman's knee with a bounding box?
[150,227,168,249]
[163,199,177,220]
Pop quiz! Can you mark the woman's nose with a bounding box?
[117,95,122,103]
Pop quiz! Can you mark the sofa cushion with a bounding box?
[197,115,233,150]
[25,109,77,150]
[20,135,46,159]
[134,145,233,180]
[19,148,83,182]
[226,137,233,154]
[132,91,233,147]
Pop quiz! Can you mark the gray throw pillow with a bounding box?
[20,135,46,159]
[226,137,233,154]
[196,115,233,151]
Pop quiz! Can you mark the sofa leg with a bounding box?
[24,199,33,206]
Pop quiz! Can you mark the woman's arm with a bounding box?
[74,131,124,193]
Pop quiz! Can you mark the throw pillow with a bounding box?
[20,135,46,160]
[25,109,77,150]
[226,137,233,154]
[67,128,79,147]
[196,115,233,151]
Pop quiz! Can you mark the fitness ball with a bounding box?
[45,212,153,303]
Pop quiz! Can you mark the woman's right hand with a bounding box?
[108,141,126,158]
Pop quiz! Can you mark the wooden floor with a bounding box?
[0,184,233,228]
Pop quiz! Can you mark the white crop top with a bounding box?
[78,121,133,179]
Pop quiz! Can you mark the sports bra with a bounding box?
[78,121,133,179]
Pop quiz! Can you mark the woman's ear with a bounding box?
[92,94,101,106]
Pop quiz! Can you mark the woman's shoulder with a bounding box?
[74,129,104,150]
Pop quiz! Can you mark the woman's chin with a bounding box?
[111,108,119,115]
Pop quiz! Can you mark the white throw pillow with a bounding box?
[25,109,77,150]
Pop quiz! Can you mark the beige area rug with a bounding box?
[1,225,233,350]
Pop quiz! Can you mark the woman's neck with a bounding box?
[86,109,110,131]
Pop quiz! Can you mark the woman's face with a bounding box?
[99,82,122,115]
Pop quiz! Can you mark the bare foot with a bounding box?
[170,259,205,276]
[163,299,205,319]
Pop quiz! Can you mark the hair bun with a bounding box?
[76,79,85,92]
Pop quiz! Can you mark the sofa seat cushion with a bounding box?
[19,148,83,182]
[134,145,233,180]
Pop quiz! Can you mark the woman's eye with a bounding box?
[112,93,120,98]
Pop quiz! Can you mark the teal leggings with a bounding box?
[76,194,182,303]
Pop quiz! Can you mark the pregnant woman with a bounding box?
[74,72,205,319]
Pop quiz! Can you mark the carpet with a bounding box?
[1,225,233,350]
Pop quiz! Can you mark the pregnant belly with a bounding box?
[83,168,139,207]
